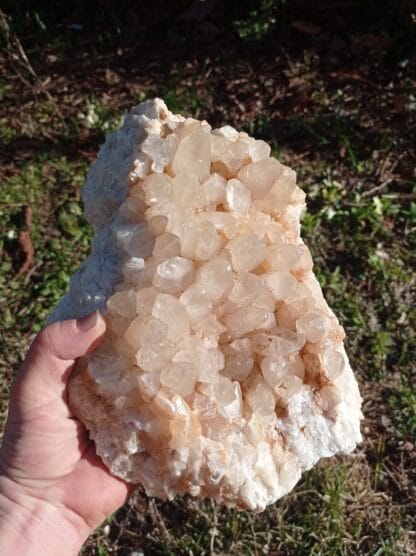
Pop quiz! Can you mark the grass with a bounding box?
[1,2,415,554]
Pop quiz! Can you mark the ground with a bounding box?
[0,2,415,555]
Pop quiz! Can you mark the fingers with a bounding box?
[11,312,106,409]
[64,442,136,529]
[39,312,106,362]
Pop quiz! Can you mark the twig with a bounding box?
[383,193,416,201]
[0,9,64,120]
[150,500,172,541]
[16,206,35,278]
[362,177,400,198]
[209,499,219,555]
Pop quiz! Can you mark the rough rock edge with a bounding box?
[69,346,362,511]
[49,99,185,323]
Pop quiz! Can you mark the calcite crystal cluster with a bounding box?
[51,99,362,511]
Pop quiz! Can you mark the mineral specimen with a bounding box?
[50,99,362,511]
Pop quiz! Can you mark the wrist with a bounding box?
[0,474,90,556]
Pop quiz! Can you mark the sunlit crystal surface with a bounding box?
[51,99,362,511]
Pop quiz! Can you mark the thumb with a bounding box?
[11,311,106,410]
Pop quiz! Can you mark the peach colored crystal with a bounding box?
[51,99,362,511]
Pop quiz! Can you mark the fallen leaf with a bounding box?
[292,20,321,35]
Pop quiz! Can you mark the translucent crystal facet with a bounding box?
[152,256,195,294]
[227,234,267,272]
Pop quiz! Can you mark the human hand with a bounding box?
[0,312,133,555]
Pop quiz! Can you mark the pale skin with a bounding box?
[0,312,133,555]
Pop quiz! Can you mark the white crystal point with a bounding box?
[172,125,211,181]
[52,98,362,512]
[237,157,283,199]
[225,178,251,213]
[227,233,267,272]
[152,256,195,294]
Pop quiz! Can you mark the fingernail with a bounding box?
[76,311,99,331]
